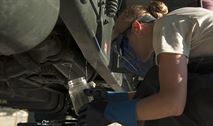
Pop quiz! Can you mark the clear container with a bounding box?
[68,77,91,114]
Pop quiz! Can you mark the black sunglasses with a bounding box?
[117,14,156,39]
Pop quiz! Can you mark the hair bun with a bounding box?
[147,1,168,19]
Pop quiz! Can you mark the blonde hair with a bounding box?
[112,0,168,39]
[147,0,168,19]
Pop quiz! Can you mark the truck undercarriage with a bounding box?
[0,0,209,125]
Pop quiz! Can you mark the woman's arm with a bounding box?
[136,53,188,120]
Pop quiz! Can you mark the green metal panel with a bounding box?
[60,0,125,91]
[0,0,60,55]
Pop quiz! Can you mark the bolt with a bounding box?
[103,19,109,25]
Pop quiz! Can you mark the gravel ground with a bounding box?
[0,111,28,126]
[0,111,122,126]
[109,123,122,126]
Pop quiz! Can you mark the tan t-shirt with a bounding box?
[153,7,213,64]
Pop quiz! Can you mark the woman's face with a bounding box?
[127,23,154,62]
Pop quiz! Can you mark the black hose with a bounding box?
[106,0,119,17]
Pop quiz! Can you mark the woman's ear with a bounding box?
[132,20,143,32]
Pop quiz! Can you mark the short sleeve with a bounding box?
[153,15,194,65]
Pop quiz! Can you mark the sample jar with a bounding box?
[68,77,91,114]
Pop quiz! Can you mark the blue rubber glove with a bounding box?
[84,88,129,102]
[77,99,137,126]
[105,99,137,126]
[104,91,129,102]
[77,100,111,126]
